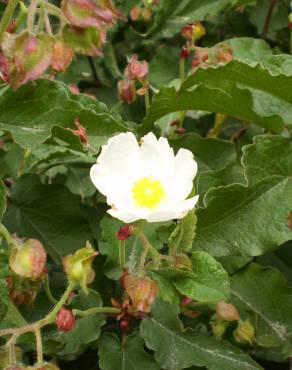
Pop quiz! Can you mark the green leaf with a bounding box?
[58,290,106,358]
[155,251,230,302]
[231,263,292,348]
[170,133,237,173]
[139,57,292,135]
[0,180,6,221]
[99,332,160,370]
[169,210,197,254]
[0,79,126,149]
[141,300,262,370]
[194,135,292,257]
[218,37,272,62]
[3,174,92,261]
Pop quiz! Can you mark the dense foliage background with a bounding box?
[0,0,292,369]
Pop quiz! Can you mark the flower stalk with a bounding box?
[119,240,126,269]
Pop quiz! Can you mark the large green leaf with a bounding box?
[0,79,126,149]
[155,251,230,302]
[141,300,262,370]
[193,136,292,257]
[3,175,92,261]
[231,263,292,349]
[139,57,292,135]
[170,133,236,173]
[99,332,159,370]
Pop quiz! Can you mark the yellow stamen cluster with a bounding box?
[132,177,165,208]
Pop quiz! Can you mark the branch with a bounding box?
[261,0,278,39]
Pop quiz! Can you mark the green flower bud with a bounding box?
[9,239,47,280]
[233,320,255,346]
[211,320,227,339]
[63,242,98,293]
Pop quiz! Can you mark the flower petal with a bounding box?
[140,132,175,181]
[107,208,142,223]
[166,148,198,202]
[145,195,199,222]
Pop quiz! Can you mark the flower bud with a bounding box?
[116,225,131,240]
[1,31,53,89]
[0,53,10,82]
[181,22,206,42]
[211,320,227,339]
[141,8,152,21]
[216,300,240,322]
[130,6,141,21]
[55,307,76,332]
[180,46,190,59]
[123,274,158,313]
[62,0,122,29]
[117,79,136,103]
[124,54,148,81]
[233,320,255,346]
[181,296,192,306]
[9,239,47,280]
[63,242,98,293]
[62,25,106,56]
[215,45,233,63]
[51,38,74,72]
[70,118,88,144]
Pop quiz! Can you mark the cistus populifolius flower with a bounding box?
[90,132,199,223]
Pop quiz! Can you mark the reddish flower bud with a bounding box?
[6,19,16,33]
[124,274,158,313]
[181,296,192,306]
[201,52,209,62]
[1,31,53,89]
[124,54,148,81]
[62,25,106,56]
[0,53,10,82]
[68,83,80,94]
[216,300,240,321]
[181,22,206,42]
[56,307,76,332]
[62,0,123,29]
[51,38,74,72]
[116,225,131,240]
[130,6,141,21]
[117,79,136,103]
[9,239,47,280]
[71,118,88,144]
[192,58,200,68]
[180,46,190,59]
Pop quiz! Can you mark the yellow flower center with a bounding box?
[132,177,165,208]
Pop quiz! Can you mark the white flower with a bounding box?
[90,132,199,223]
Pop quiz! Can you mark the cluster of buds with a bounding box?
[0,0,123,89]
[121,272,158,313]
[191,44,233,70]
[210,300,241,339]
[118,54,149,104]
[63,242,98,294]
[130,0,159,22]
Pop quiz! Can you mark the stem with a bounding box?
[18,148,31,177]
[34,326,43,365]
[139,242,149,274]
[45,282,75,324]
[138,232,161,273]
[14,1,27,31]
[179,58,185,83]
[0,0,19,39]
[119,240,126,269]
[88,57,100,87]
[261,0,278,39]
[27,0,38,32]
[290,28,292,55]
[145,88,150,115]
[44,274,58,304]
[73,307,121,317]
[0,223,13,245]
[207,113,226,138]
